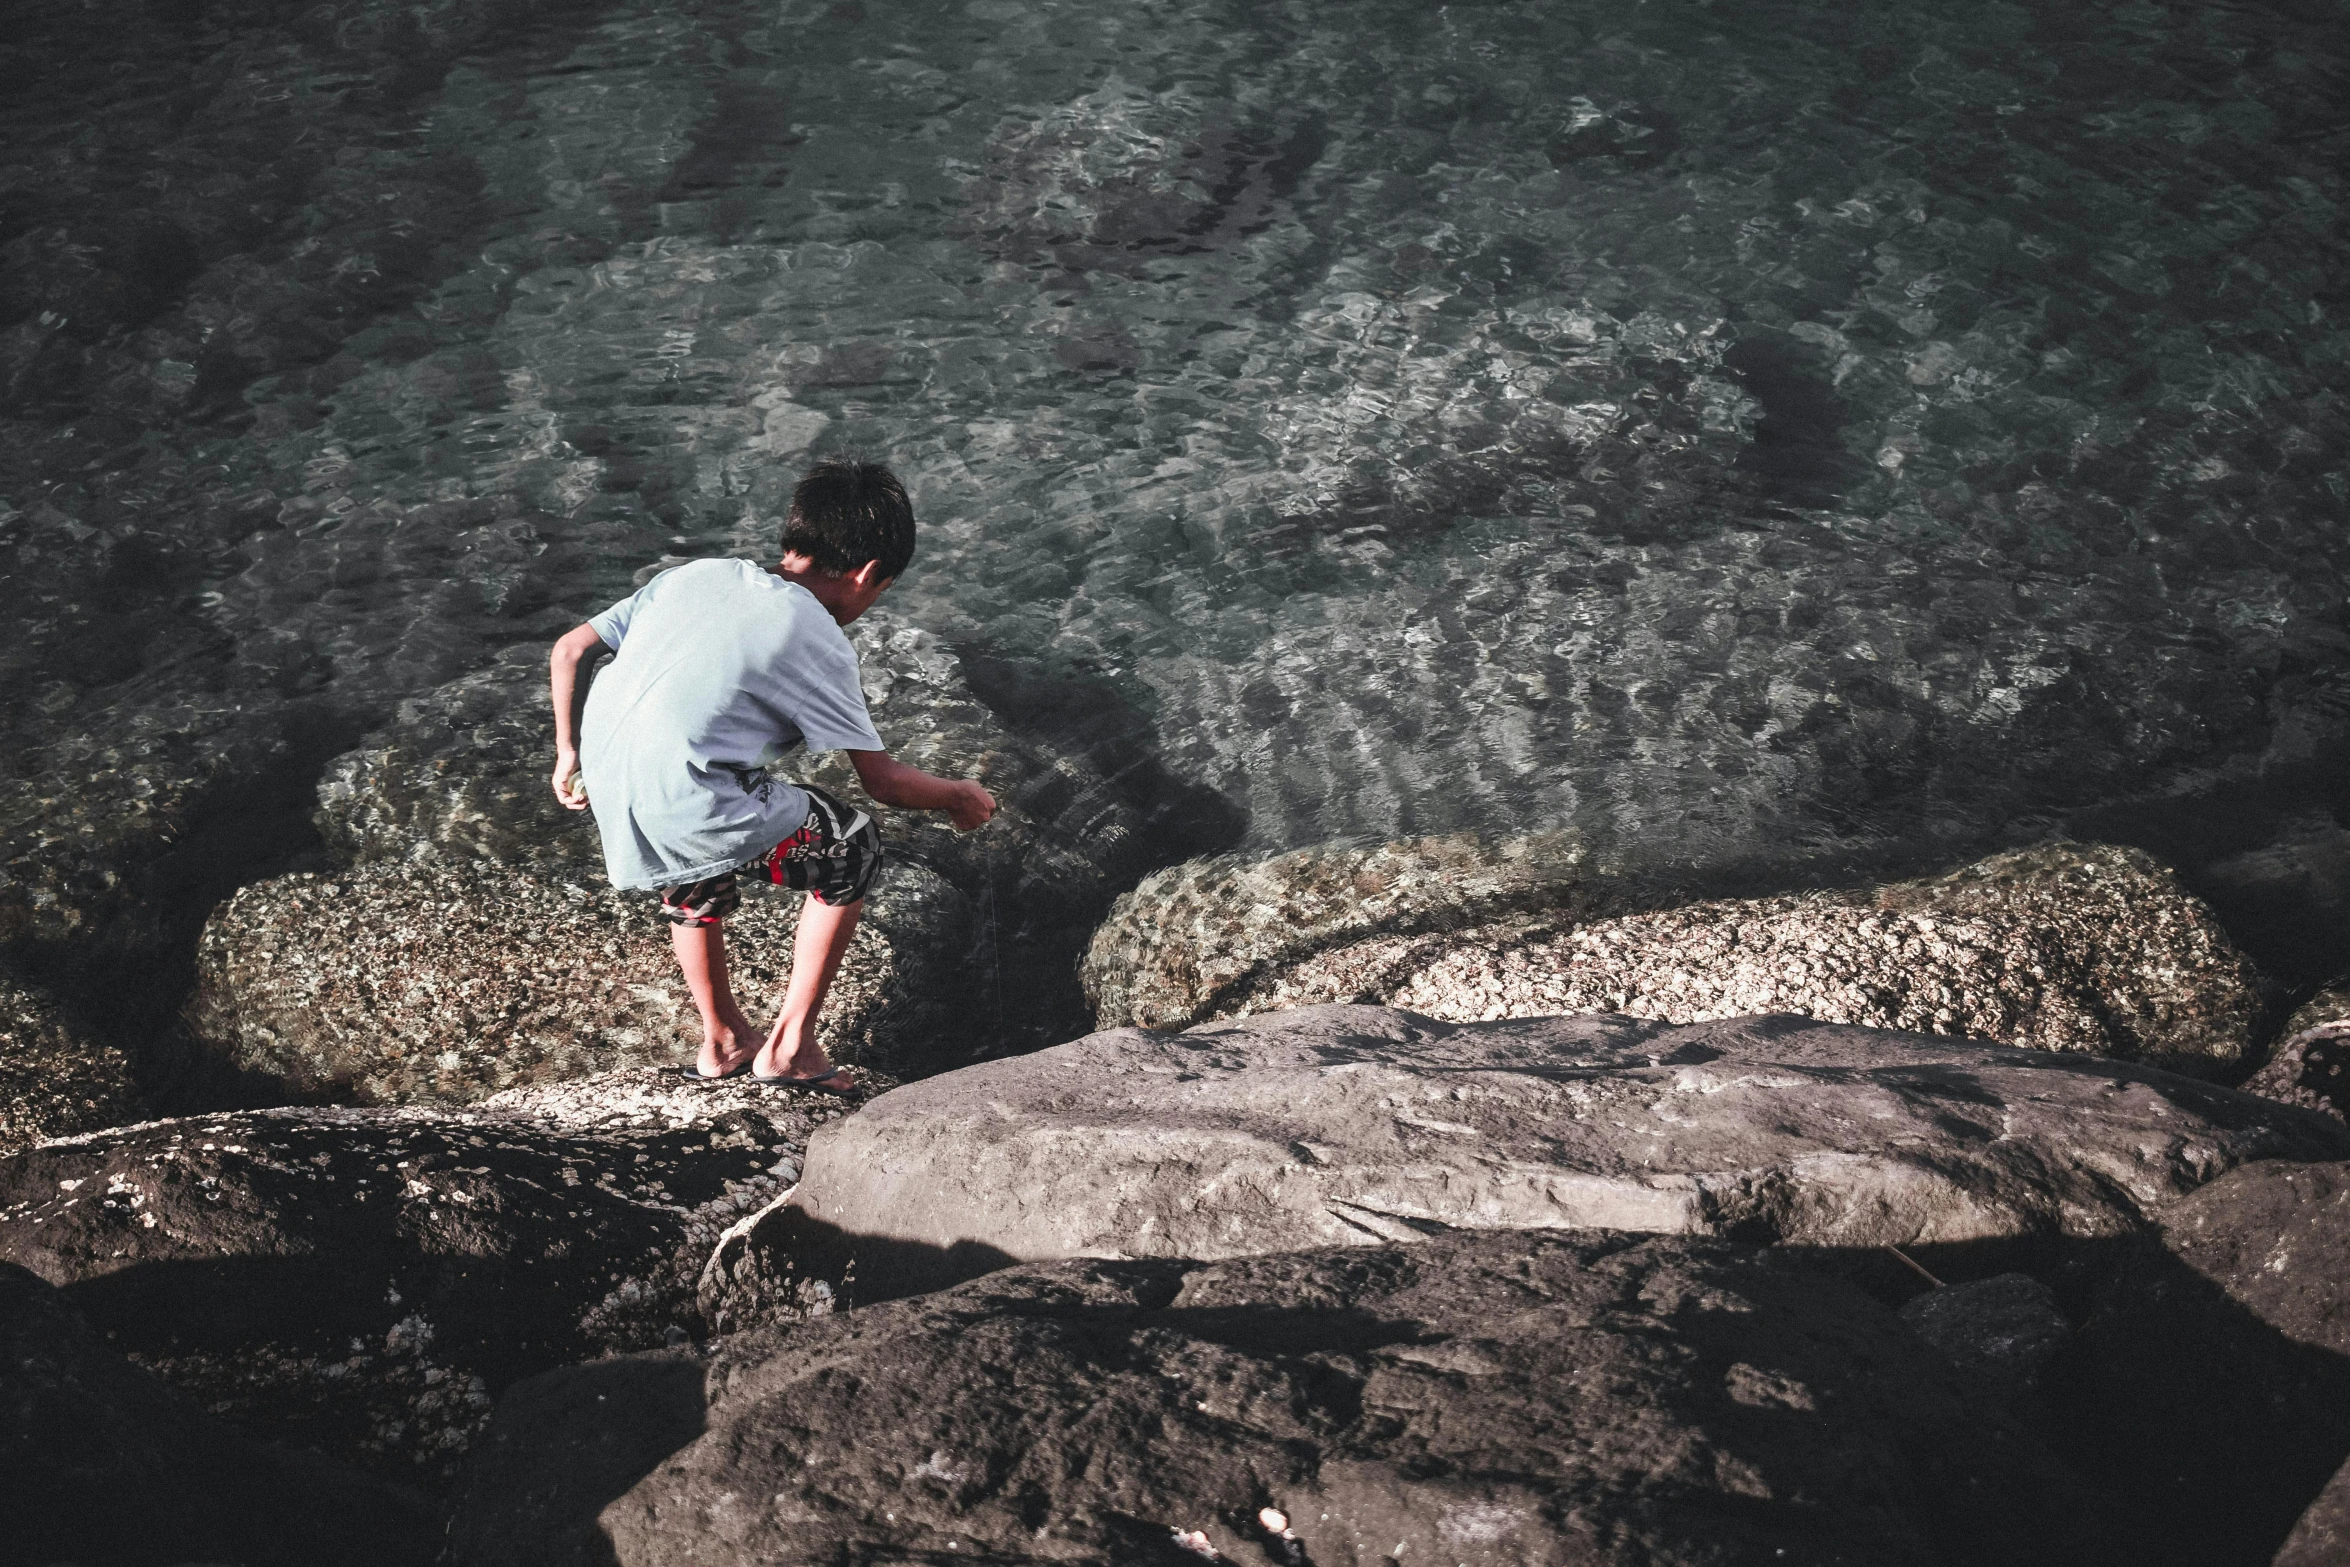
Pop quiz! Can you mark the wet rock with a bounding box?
[187,854,968,1102]
[2275,1455,2350,1567]
[0,1259,437,1566]
[730,1005,2347,1307]
[1082,831,1606,1030]
[1104,840,2266,1070]
[1898,1273,2070,1402]
[0,1078,853,1482]
[2244,1017,2350,1128]
[2061,1159,2350,1566]
[450,1230,2097,1567]
[0,965,140,1155]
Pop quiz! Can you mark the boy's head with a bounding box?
[783,460,916,581]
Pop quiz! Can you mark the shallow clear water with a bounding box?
[4,0,2347,920]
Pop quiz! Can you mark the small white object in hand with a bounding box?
[1259,1508,1294,1536]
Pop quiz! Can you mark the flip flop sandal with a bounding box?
[753,1067,857,1096]
[672,1061,752,1083]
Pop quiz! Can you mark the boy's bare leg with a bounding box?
[753,894,861,1081]
[670,920,763,1078]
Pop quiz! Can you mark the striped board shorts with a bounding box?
[656,783,882,926]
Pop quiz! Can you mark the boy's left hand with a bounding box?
[552,747,588,810]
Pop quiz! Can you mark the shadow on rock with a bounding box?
[1,1261,438,1567]
[448,1352,709,1567]
[448,1230,2105,1567]
[2042,1160,2350,1567]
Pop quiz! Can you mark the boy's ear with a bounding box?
[848,559,890,592]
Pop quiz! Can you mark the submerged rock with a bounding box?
[2061,1159,2350,1566]
[450,1231,2096,1567]
[315,644,605,873]
[1095,840,2266,1069]
[0,1076,852,1481]
[725,1005,2346,1308]
[187,855,968,1103]
[0,1260,437,1566]
[0,965,140,1155]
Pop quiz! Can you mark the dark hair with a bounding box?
[782,459,916,580]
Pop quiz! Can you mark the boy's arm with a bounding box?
[549,622,607,810]
[849,750,995,832]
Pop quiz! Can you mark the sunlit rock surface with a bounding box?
[738,1006,2349,1305]
[1093,839,2268,1068]
[188,857,968,1101]
[3,0,2346,978]
[451,1232,2097,1567]
[0,1077,851,1482]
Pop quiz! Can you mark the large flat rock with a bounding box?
[450,1230,2096,1567]
[768,1006,2348,1289]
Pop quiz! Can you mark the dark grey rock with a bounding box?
[1091,841,2268,1071]
[0,1259,437,1567]
[0,1077,853,1482]
[0,965,140,1155]
[1898,1273,2069,1400]
[186,855,967,1102]
[451,1231,2099,1567]
[2275,1454,2350,1567]
[2244,1021,2350,1128]
[730,1006,2347,1311]
[2061,1160,2350,1566]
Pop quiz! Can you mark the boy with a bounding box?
[547,460,994,1088]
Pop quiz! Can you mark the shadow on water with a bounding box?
[1722,330,1877,512]
[942,645,1249,1053]
[2066,736,2350,997]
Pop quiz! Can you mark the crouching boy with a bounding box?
[548,459,993,1087]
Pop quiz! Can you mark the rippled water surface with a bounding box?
[5,0,2347,927]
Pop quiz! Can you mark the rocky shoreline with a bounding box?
[6,804,2350,1563]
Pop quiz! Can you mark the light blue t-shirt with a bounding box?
[580,558,884,890]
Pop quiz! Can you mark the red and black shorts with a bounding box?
[656,784,883,927]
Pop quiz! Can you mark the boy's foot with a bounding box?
[675,1060,752,1083]
[694,1026,762,1080]
[753,1065,857,1096]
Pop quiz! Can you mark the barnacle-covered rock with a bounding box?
[187,856,968,1103]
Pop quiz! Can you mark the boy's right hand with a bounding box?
[945,780,995,832]
[552,747,589,811]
